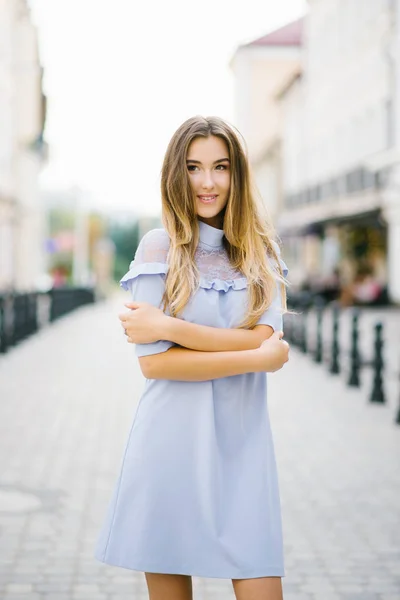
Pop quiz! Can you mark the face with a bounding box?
[186,135,231,229]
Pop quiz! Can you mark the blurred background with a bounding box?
[2,0,398,308]
[1,2,400,600]
[2,0,309,302]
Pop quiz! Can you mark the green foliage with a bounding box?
[109,221,140,282]
[48,207,75,233]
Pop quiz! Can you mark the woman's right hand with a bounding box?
[256,330,290,372]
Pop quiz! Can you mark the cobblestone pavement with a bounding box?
[0,295,399,600]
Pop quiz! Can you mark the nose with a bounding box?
[201,169,215,190]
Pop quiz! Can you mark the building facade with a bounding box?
[0,0,47,292]
[277,0,398,300]
[230,19,303,223]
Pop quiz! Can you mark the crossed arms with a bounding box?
[119,303,288,382]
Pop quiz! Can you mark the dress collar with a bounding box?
[198,220,224,248]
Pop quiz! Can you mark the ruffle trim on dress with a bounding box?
[198,276,248,292]
[120,258,288,292]
[119,262,168,291]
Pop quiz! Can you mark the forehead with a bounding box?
[187,135,229,160]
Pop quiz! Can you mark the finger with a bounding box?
[124,302,143,309]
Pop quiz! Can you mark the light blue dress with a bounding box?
[94,220,288,579]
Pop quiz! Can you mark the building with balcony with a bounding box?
[277,0,398,300]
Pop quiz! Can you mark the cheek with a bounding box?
[223,173,231,194]
[220,173,231,195]
[188,175,198,193]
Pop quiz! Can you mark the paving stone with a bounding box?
[283,594,314,600]
[0,300,399,599]
[4,584,34,593]
[7,574,46,584]
[71,596,107,600]
[301,583,337,594]
[341,595,381,600]
[3,596,42,600]
[72,583,101,593]
[316,596,344,600]
[34,583,71,593]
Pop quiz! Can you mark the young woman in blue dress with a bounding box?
[117,115,290,600]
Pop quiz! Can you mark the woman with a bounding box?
[94,116,290,600]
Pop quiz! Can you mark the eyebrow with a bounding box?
[186,158,230,165]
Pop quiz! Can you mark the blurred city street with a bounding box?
[0,298,399,600]
[2,1,400,599]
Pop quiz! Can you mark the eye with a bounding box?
[187,165,199,172]
[216,164,228,170]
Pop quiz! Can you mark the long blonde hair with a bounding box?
[160,115,288,329]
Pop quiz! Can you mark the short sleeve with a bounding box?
[120,229,175,358]
[255,241,288,332]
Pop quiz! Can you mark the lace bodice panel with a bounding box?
[193,245,243,281]
[133,228,244,282]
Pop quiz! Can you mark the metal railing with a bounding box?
[0,287,95,355]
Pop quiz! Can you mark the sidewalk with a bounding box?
[0,295,399,600]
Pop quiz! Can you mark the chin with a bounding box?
[196,204,227,221]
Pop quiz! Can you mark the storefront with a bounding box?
[279,209,388,301]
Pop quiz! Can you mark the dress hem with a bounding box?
[94,552,285,580]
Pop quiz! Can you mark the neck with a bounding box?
[198,216,223,230]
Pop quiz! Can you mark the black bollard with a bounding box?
[300,309,308,353]
[347,310,361,387]
[396,378,400,424]
[294,313,301,348]
[396,351,400,424]
[28,293,38,335]
[290,313,297,345]
[283,313,291,343]
[314,305,323,363]
[369,322,386,404]
[0,296,5,354]
[288,312,297,346]
[329,304,340,374]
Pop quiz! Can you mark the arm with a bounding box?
[120,234,287,361]
[163,317,274,351]
[139,329,288,381]
[122,244,287,353]
[123,277,283,353]
[148,277,283,352]
[139,346,259,381]
[121,301,274,351]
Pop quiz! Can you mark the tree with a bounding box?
[108,220,140,282]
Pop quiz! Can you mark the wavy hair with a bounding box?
[160,115,288,329]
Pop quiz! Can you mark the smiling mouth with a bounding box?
[198,195,218,203]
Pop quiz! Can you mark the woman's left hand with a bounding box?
[119,302,167,344]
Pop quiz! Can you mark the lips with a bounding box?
[198,195,218,204]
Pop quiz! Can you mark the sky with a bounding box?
[29,0,307,217]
